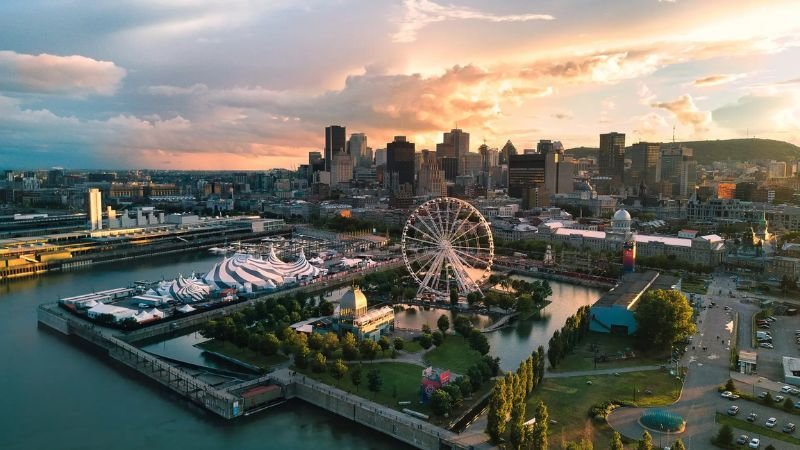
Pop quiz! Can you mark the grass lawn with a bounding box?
[402,339,424,354]
[716,413,800,446]
[299,360,494,426]
[682,281,708,295]
[197,339,288,369]
[424,335,483,373]
[526,370,682,448]
[549,332,669,373]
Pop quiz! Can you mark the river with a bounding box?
[0,253,602,449]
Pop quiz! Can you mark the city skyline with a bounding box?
[2,0,800,169]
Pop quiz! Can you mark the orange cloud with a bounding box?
[0,51,126,96]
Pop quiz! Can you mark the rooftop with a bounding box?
[593,270,660,309]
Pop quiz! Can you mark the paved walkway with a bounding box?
[544,365,663,378]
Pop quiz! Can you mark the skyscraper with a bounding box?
[629,142,661,186]
[348,133,367,168]
[442,129,469,174]
[661,146,696,198]
[374,148,387,167]
[599,132,626,186]
[417,150,447,198]
[331,151,353,185]
[87,188,103,230]
[499,140,517,165]
[508,153,546,198]
[325,125,346,171]
[386,136,415,191]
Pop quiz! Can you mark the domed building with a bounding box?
[332,285,394,342]
[611,208,632,234]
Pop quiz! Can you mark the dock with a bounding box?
[36,258,472,450]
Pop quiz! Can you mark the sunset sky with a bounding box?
[2,0,800,169]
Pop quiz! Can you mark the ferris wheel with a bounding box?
[401,197,494,299]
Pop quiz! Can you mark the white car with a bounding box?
[721,391,734,399]
[766,417,778,428]
[749,437,760,448]
[760,342,775,349]
[782,386,793,393]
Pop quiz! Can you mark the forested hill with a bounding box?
[565,138,800,164]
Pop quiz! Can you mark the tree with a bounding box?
[714,424,733,446]
[437,314,450,334]
[634,290,696,351]
[359,339,380,360]
[785,396,795,411]
[508,396,527,450]
[330,359,348,384]
[469,328,490,355]
[442,384,463,404]
[531,401,549,450]
[724,378,736,392]
[537,346,546,384]
[485,381,506,443]
[350,364,363,391]
[367,369,382,395]
[431,389,453,416]
[610,431,624,450]
[450,287,459,306]
[378,335,391,353]
[454,315,473,337]
[341,332,359,360]
[319,300,335,316]
[764,391,773,405]
[307,351,325,372]
[636,431,652,450]
[393,337,405,351]
[432,330,444,347]
[308,332,324,351]
[422,324,432,334]
[293,345,310,369]
[419,333,433,349]
[262,333,280,355]
[563,440,593,450]
[671,439,686,450]
[322,332,340,357]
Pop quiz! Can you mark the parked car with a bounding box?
[760,342,775,349]
[736,435,749,445]
[766,417,778,428]
[758,392,768,400]
[767,316,777,322]
[749,437,760,448]
[747,412,758,422]
[784,423,796,433]
[791,388,800,396]
[775,395,785,402]
[728,405,740,415]
[721,391,734,399]
[782,386,793,393]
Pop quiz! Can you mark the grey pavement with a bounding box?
[607,271,800,449]
[544,365,662,378]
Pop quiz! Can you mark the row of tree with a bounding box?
[547,305,591,369]
[486,347,546,445]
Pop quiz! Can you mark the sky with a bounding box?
[1,0,800,170]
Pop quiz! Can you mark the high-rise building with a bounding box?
[374,148,387,167]
[460,152,482,176]
[348,133,368,168]
[629,142,661,186]
[479,145,499,171]
[442,129,469,173]
[331,151,353,185]
[661,146,697,198]
[325,125,346,171]
[417,151,447,198]
[768,161,788,178]
[439,157,458,181]
[500,140,517,165]
[508,154,546,198]
[538,140,573,195]
[599,132,626,186]
[436,142,455,159]
[363,146,373,168]
[87,188,103,230]
[717,182,736,199]
[386,136,415,191]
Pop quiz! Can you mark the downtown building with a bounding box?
[599,132,626,188]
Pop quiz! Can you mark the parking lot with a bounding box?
[754,315,800,381]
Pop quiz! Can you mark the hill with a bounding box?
[565,138,800,164]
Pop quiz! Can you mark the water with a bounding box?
[0,252,409,450]
[393,306,494,331]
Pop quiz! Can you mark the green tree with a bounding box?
[308,332,324,351]
[262,333,280,355]
[450,287,459,306]
[724,378,736,392]
[764,391,773,405]
[537,346,546,384]
[393,337,405,351]
[330,358,348,385]
[634,290,696,351]
[350,364,363,391]
[359,339,380,360]
[531,401,549,450]
[610,431,624,450]
[367,369,382,395]
[671,439,686,450]
[378,335,391,353]
[310,351,326,373]
[765,445,776,450]
[341,332,359,360]
[437,314,450,334]
[430,389,453,416]
[714,424,733,446]
[442,384,462,404]
[422,324,432,334]
[432,330,444,347]
[419,333,433,349]
[454,316,473,337]
[636,431,652,450]
[564,440,593,450]
[785,396,795,411]
[322,332,340,357]
[485,380,506,443]
[468,328,490,355]
[508,396,527,450]
[293,345,310,369]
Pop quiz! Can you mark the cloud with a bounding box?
[552,112,573,120]
[692,73,746,87]
[0,50,126,97]
[651,94,712,131]
[145,83,209,96]
[392,0,553,43]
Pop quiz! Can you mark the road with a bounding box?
[607,271,800,449]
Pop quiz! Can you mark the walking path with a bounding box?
[544,365,663,379]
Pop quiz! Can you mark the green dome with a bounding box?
[640,409,685,433]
